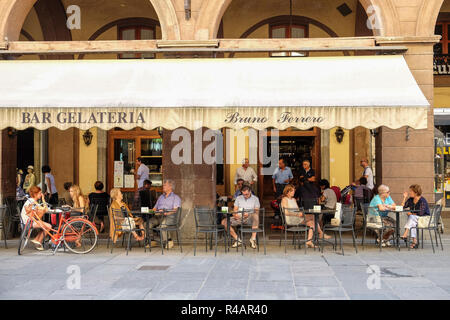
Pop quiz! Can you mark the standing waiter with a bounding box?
[272,159,293,198]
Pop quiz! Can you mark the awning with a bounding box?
[0,55,429,130]
[434,108,450,126]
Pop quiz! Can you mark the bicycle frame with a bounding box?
[27,209,98,246]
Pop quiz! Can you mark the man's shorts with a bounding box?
[230,214,252,227]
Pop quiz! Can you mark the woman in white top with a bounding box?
[20,186,52,251]
[42,165,58,206]
[281,184,330,248]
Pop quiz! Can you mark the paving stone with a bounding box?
[295,286,348,299]
[294,276,340,287]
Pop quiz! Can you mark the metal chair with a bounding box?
[5,197,21,238]
[109,207,146,255]
[0,205,8,248]
[361,205,396,252]
[88,204,99,227]
[411,205,444,253]
[238,208,266,256]
[193,207,227,257]
[321,206,358,256]
[151,207,183,255]
[279,206,311,254]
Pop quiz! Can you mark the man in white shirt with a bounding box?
[234,158,257,190]
[221,185,260,249]
[135,157,150,189]
[360,158,374,190]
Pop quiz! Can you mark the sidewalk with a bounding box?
[1,238,450,300]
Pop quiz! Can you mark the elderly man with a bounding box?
[234,158,257,190]
[148,179,181,249]
[222,185,260,249]
[299,160,316,183]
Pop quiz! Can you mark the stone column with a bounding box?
[376,41,436,203]
[162,128,216,240]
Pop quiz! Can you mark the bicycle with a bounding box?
[18,207,98,255]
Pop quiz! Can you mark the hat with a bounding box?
[27,165,34,170]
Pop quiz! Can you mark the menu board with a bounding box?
[114,161,124,188]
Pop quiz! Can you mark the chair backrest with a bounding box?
[430,205,442,228]
[193,207,216,229]
[110,208,123,230]
[341,207,356,227]
[89,204,99,221]
[164,207,182,227]
[279,206,287,227]
[0,206,7,224]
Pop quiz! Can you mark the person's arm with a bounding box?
[272,178,277,193]
[45,176,51,195]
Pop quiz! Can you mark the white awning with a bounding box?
[0,56,429,130]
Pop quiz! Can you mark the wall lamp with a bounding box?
[335,127,345,143]
[6,127,17,138]
[82,129,93,146]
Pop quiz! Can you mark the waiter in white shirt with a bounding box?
[234,158,257,191]
[135,157,150,189]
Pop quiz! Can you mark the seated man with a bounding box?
[148,179,181,249]
[221,185,260,249]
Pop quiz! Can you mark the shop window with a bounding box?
[118,26,155,59]
[270,24,307,57]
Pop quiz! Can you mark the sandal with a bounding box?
[410,243,418,249]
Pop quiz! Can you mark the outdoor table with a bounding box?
[384,209,420,250]
[304,209,336,245]
[130,210,158,248]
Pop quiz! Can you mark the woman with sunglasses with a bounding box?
[368,184,397,247]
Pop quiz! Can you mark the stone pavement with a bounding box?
[1,237,450,300]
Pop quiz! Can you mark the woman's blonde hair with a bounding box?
[70,185,88,208]
[283,184,296,198]
[110,188,121,201]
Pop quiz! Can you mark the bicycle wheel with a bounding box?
[18,222,33,255]
[62,219,98,254]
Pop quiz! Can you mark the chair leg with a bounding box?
[205,233,208,252]
[126,232,132,256]
[177,230,182,253]
[435,229,439,249]
[339,230,344,256]
[279,229,282,247]
[438,229,444,251]
[362,225,366,249]
[263,231,266,256]
[159,231,164,255]
[379,230,383,252]
[352,229,358,254]
[194,231,198,256]
[429,229,435,254]
[2,225,7,249]
[214,231,218,257]
[304,228,308,255]
[421,230,424,249]
[284,230,287,254]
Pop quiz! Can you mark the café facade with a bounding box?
[0,0,444,237]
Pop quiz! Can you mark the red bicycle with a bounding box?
[18,208,98,255]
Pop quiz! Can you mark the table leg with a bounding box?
[227,214,231,252]
[396,212,400,251]
[314,214,319,244]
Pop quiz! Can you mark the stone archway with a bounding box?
[195,0,401,39]
[0,0,180,42]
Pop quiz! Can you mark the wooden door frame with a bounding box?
[257,128,321,200]
[107,128,161,193]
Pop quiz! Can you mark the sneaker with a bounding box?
[249,238,257,249]
[231,239,242,248]
[381,240,392,247]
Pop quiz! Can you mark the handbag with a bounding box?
[331,203,342,226]
[121,217,136,231]
[417,216,431,228]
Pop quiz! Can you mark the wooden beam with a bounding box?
[0,37,408,55]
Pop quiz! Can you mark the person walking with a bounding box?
[360,158,374,190]
[42,165,58,206]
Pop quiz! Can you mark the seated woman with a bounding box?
[281,185,330,248]
[109,188,145,243]
[66,185,89,216]
[368,184,397,247]
[401,184,430,249]
[20,186,52,251]
[88,181,110,233]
